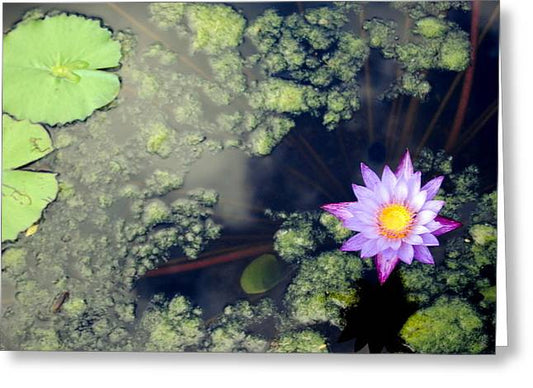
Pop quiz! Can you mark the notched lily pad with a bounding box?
[3,13,122,125]
[2,115,58,242]
[240,254,285,294]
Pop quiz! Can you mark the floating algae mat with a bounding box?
[0,2,500,354]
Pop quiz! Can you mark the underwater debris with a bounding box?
[3,14,122,125]
[322,150,462,284]
[2,115,58,242]
[400,297,488,354]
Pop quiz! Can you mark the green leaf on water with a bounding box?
[2,115,58,242]
[3,14,122,125]
[240,254,285,295]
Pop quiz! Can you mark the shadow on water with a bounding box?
[339,274,418,353]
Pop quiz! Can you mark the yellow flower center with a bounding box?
[377,204,414,239]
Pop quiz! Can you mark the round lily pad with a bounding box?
[240,254,285,295]
[3,14,122,125]
[2,115,58,242]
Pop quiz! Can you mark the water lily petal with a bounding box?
[424,220,443,232]
[421,176,444,200]
[340,233,368,252]
[375,182,391,203]
[407,171,422,198]
[409,190,427,212]
[422,200,445,213]
[353,198,380,214]
[343,217,366,231]
[417,210,437,225]
[321,202,357,221]
[381,165,397,191]
[361,226,380,239]
[394,178,409,203]
[395,150,413,178]
[397,242,414,264]
[421,233,439,246]
[404,233,423,245]
[361,239,380,258]
[389,238,402,250]
[376,237,389,252]
[350,209,376,226]
[413,244,435,264]
[374,254,400,285]
[360,163,380,189]
[381,248,397,262]
[411,225,430,235]
[352,184,375,201]
[432,216,462,236]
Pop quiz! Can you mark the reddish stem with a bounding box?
[144,243,274,277]
[445,0,481,152]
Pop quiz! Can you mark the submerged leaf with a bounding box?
[3,14,122,125]
[240,254,285,294]
[2,115,58,242]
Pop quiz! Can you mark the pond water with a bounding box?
[1,2,499,353]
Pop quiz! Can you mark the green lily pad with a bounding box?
[3,14,122,125]
[240,254,285,295]
[2,115,58,242]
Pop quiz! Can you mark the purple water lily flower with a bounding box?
[322,150,461,284]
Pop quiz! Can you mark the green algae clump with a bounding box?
[1,248,27,277]
[415,17,449,38]
[205,300,274,352]
[400,297,488,354]
[186,4,246,54]
[142,200,171,227]
[249,79,313,114]
[274,224,316,263]
[270,330,328,353]
[148,3,185,30]
[146,124,175,158]
[140,295,204,352]
[438,31,471,71]
[319,212,352,243]
[363,18,397,58]
[285,250,362,327]
[470,224,496,246]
